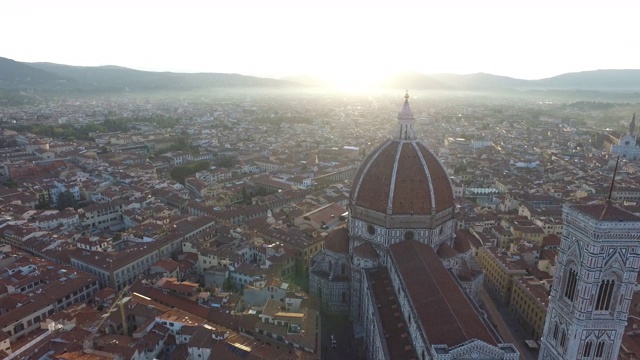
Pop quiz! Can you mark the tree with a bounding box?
[241,186,249,204]
[35,195,50,210]
[214,155,236,168]
[169,161,211,184]
[57,191,78,210]
[454,163,467,175]
[223,275,233,292]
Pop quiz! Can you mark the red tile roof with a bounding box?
[572,203,640,222]
[436,243,458,259]
[542,234,561,248]
[367,268,417,359]
[352,242,379,260]
[323,227,349,254]
[389,240,497,347]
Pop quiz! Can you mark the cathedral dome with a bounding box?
[349,93,454,229]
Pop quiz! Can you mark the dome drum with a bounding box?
[349,217,454,247]
[350,204,454,229]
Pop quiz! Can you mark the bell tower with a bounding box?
[539,203,640,360]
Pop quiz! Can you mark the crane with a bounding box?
[83,284,132,353]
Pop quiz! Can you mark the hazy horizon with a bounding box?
[3,0,640,88]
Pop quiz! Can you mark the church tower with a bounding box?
[611,113,640,160]
[538,202,640,359]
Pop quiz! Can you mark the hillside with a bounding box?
[3,57,640,93]
[533,69,640,90]
[0,57,301,93]
[381,70,640,91]
[0,57,70,89]
[30,62,298,91]
[380,71,530,90]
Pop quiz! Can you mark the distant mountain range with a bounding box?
[376,70,640,91]
[2,56,640,94]
[0,57,295,93]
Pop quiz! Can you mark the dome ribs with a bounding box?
[416,142,454,213]
[351,140,454,217]
[392,143,432,215]
[352,141,397,213]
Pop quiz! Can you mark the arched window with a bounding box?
[341,292,346,304]
[552,323,559,341]
[595,278,615,311]
[564,267,578,302]
[595,340,605,358]
[560,329,567,351]
[583,340,593,358]
[341,263,346,274]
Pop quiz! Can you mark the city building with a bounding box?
[69,231,183,290]
[539,203,640,359]
[478,245,528,304]
[0,252,99,344]
[611,114,640,160]
[509,276,549,341]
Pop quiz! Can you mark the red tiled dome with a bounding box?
[352,241,379,260]
[350,139,454,217]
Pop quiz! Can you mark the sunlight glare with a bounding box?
[320,67,391,92]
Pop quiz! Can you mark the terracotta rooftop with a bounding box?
[436,243,458,259]
[514,276,550,308]
[352,242,379,260]
[541,234,561,248]
[572,203,640,222]
[389,240,498,347]
[323,227,349,254]
[298,202,346,227]
[452,231,473,253]
[367,268,417,359]
[484,246,529,273]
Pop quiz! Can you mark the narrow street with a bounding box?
[480,289,537,360]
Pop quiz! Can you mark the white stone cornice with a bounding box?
[386,142,404,216]
[411,141,436,214]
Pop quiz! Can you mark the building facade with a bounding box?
[611,114,640,160]
[309,227,351,314]
[539,203,640,360]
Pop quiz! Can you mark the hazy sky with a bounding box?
[2,0,639,86]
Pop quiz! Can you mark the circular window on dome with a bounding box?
[403,231,415,241]
[367,225,376,236]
